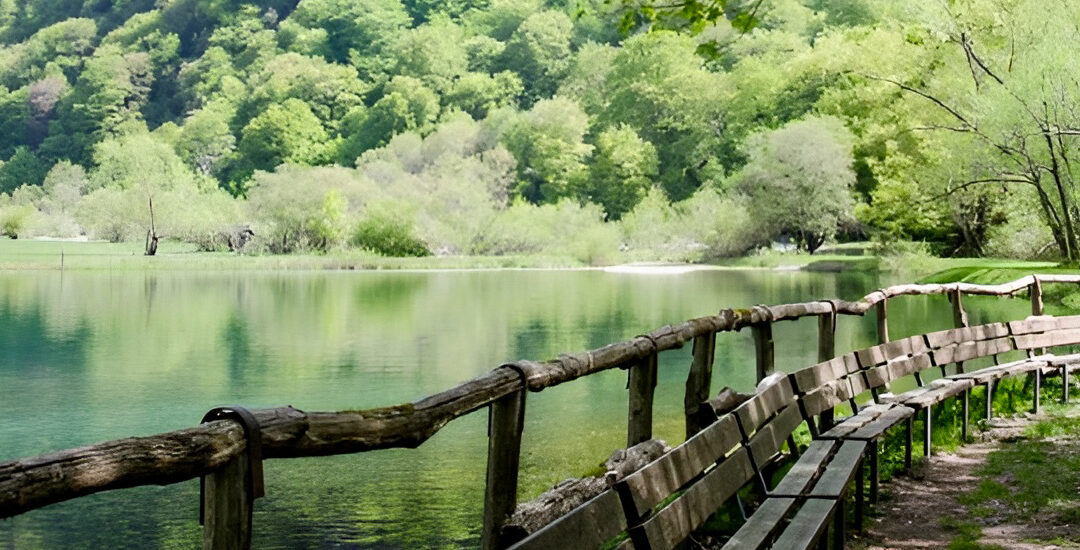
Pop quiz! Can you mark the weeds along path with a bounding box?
[858,406,1080,550]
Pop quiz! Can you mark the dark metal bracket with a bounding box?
[198,406,266,525]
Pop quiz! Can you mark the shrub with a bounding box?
[351,209,430,257]
[0,204,34,238]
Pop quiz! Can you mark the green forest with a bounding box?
[0,0,1073,264]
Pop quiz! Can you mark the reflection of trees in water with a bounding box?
[0,270,1043,548]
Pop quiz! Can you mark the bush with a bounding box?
[351,209,430,257]
[618,188,762,261]
[0,204,34,238]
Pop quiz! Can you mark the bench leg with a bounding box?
[1033,371,1041,414]
[924,405,932,458]
[820,408,835,432]
[833,498,846,550]
[855,459,864,534]
[787,435,802,458]
[904,416,913,472]
[986,381,993,421]
[962,389,969,442]
[1062,365,1071,404]
[870,441,879,504]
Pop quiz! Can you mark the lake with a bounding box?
[0,268,1034,548]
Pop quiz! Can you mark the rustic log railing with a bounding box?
[1,273,1078,549]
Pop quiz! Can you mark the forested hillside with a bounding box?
[0,0,1073,263]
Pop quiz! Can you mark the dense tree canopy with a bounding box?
[0,0,1071,262]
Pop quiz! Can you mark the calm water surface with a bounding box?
[0,269,1033,548]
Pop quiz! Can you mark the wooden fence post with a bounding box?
[1030,276,1044,316]
[203,454,253,550]
[482,388,527,550]
[628,352,659,447]
[685,333,716,438]
[949,288,969,328]
[751,323,775,383]
[875,299,889,345]
[817,308,837,430]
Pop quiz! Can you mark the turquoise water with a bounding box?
[0,269,1033,548]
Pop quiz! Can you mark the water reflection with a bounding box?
[0,269,1035,548]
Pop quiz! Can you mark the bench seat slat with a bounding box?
[884,379,975,409]
[770,440,837,497]
[809,440,866,498]
[817,404,892,439]
[949,358,1050,384]
[846,406,914,441]
[507,490,626,550]
[618,415,741,518]
[770,499,837,550]
[720,497,796,550]
[637,449,755,550]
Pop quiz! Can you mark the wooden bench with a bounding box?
[510,316,1080,550]
[790,353,914,504]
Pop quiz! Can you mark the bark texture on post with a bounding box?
[950,289,969,328]
[751,322,775,383]
[876,299,889,345]
[482,389,527,550]
[684,333,717,438]
[1031,277,1044,316]
[203,453,252,550]
[627,352,658,447]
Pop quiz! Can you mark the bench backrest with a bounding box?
[615,380,800,550]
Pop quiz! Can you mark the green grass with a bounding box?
[951,407,1080,546]
[917,262,1068,285]
[940,518,1006,550]
[0,238,587,271]
[712,251,881,271]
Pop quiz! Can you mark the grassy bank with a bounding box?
[0,239,588,271]
[3,238,1077,277]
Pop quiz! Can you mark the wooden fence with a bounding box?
[1,273,1077,549]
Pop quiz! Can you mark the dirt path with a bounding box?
[857,414,1080,550]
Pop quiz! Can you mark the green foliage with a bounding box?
[498,10,572,104]
[501,97,592,203]
[584,125,658,220]
[239,98,330,172]
[0,146,47,193]
[351,206,430,257]
[1,0,1076,261]
[0,202,34,238]
[736,116,856,253]
[597,32,727,199]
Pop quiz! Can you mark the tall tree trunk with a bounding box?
[144,195,158,257]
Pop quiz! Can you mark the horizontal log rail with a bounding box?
[2,273,1078,534]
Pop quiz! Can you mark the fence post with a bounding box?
[875,299,889,345]
[203,454,253,550]
[751,323,775,383]
[482,388,527,550]
[949,288,969,328]
[628,352,659,446]
[817,308,837,430]
[685,333,716,438]
[1030,276,1044,316]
